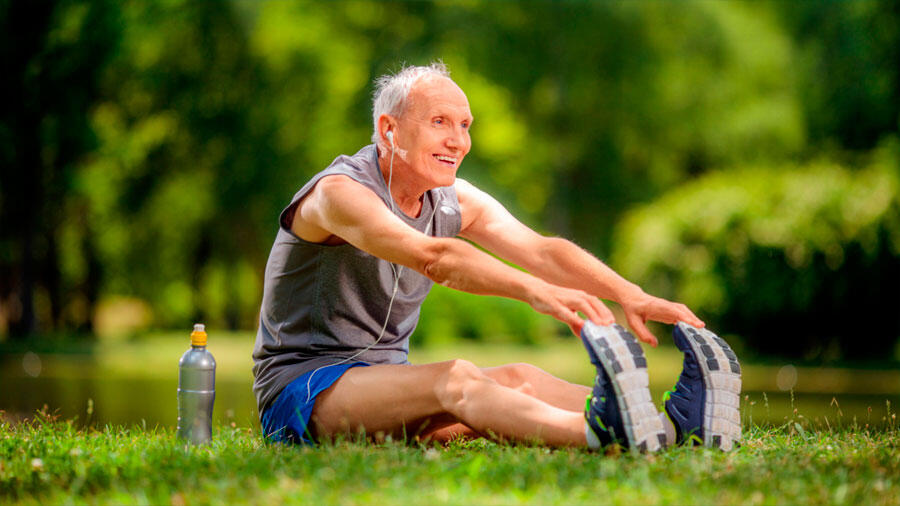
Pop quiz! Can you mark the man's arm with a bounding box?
[294,175,613,334]
[455,179,703,346]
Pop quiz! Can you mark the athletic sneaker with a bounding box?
[581,321,667,452]
[664,322,742,450]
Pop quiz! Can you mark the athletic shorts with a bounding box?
[260,362,369,445]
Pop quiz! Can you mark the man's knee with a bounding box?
[436,359,490,414]
[490,362,542,388]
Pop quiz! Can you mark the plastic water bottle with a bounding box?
[177,323,216,445]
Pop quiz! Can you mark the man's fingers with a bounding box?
[573,297,600,325]
[678,304,705,328]
[589,297,616,325]
[560,306,585,337]
[562,289,613,328]
[626,312,658,347]
[568,321,581,337]
[645,299,705,329]
[665,303,704,328]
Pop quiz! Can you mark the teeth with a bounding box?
[434,155,456,163]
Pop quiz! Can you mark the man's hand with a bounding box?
[526,281,616,336]
[619,291,705,347]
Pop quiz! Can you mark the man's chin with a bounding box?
[437,173,457,187]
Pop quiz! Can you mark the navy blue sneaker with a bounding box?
[664,322,742,450]
[581,322,666,452]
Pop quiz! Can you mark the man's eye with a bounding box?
[462,122,470,129]
[433,118,443,125]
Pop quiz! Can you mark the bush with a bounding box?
[611,142,900,361]
[415,284,565,347]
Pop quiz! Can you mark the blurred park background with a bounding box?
[1,0,899,429]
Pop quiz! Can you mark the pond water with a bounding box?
[1,374,258,429]
[2,360,897,431]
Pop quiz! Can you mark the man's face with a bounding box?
[392,77,473,188]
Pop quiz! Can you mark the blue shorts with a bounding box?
[261,362,369,445]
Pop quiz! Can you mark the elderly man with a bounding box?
[252,63,742,451]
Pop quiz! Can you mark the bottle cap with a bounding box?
[190,323,207,346]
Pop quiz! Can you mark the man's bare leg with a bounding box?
[482,363,590,411]
[310,360,588,447]
[419,363,591,442]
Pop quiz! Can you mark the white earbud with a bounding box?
[386,130,394,147]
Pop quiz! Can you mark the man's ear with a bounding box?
[378,114,396,145]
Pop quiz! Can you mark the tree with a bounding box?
[611,142,900,360]
[0,0,120,336]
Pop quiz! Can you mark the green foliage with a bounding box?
[776,1,900,150]
[2,1,900,360]
[416,284,565,346]
[0,0,121,334]
[1,414,899,505]
[448,1,807,252]
[79,0,282,329]
[612,140,900,360]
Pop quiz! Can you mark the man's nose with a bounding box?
[445,127,468,151]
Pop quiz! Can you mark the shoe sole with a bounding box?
[583,322,667,452]
[675,322,742,451]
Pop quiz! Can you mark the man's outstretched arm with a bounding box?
[455,179,703,346]
[294,175,614,334]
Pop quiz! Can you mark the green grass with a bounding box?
[2,411,899,505]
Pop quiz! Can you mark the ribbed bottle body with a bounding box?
[176,345,216,445]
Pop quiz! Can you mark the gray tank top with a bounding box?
[252,144,462,414]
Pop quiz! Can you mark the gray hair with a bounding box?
[371,62,451,144]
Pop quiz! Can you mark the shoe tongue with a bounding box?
[673,350,702,397]
[684,349,702,377]
[595,373,626,442]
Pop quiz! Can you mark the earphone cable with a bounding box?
[304,141,440,402]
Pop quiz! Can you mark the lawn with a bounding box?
[1,411,898,505]
[3,333,900,504]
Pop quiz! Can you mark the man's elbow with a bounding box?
[420,238,458,285]
[536,236,573,265]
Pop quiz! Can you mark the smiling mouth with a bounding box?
[433,154,458,167]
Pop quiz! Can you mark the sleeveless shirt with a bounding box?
[252,144,462,414]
